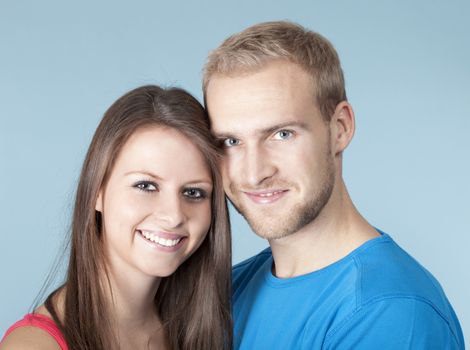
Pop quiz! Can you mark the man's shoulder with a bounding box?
[355,233,448,305]
[323,296,464,349]
[323,232,464,348]
[352,232,461,337]
[232,247,272,291]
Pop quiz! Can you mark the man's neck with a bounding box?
[268,181,379,278]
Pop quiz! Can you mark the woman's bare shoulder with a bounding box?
[0,325,61,350]
[0,304,62,350]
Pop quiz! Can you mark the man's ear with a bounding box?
[95,190,103,213]
[330,101,355,155]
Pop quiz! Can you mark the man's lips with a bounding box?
[242,189,289,204]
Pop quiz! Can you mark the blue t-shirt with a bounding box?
[232,232,464,349]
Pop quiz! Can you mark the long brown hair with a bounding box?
[45,85,232,349]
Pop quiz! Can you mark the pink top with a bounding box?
[1,313,68,349]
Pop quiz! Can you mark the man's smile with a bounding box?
[242,189,289,204]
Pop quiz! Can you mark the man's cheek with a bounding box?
[221,159,234,183]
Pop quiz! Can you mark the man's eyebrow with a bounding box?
[211,131,233,140]
[212,121,310,140]
[259,121,310,135]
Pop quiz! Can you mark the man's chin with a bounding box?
[243,213,292,240]
[228,197,297,238]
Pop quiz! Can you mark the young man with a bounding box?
[203,21,464,349]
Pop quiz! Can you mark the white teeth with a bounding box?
[140,231,181,247]
[258,191,280,197]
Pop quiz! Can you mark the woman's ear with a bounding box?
[330,101,355,155]
[95,190,103,213]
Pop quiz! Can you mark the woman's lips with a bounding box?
[137,230,187,250]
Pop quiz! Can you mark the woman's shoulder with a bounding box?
[0,324,62,350]
[0,306,63,350]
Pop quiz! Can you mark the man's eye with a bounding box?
[183,188,207,200]
[134,181,158,192]
[273,130,293,140]
[223,138,240,147]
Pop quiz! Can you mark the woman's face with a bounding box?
[96,126,213,278]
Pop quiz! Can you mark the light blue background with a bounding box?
[1,0,468,346]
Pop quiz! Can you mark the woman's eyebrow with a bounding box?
[124,170,164,180]
[185,180,213,187]
[125,171,212,186]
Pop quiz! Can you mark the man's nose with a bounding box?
[242,144,277,187]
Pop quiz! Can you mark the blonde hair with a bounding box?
[203,21,347,120]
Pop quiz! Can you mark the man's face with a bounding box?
[206,61,336,240]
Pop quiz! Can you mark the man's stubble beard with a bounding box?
[227,155,335,240]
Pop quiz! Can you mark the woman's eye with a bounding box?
[183,188,207,200]
[273,130,293,140]
[134,181,158,192]
[223,138,240,147]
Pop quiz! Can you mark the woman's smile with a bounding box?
[137,229,187,250]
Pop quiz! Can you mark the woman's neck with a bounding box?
[104,266,167,349]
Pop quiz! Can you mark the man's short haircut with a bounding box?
[203,21,347,121]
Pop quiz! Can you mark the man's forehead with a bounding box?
[208,95,318,138]
[206,62,320,137]
[207,95,292,136]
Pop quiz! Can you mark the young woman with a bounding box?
[0,85,232,349]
